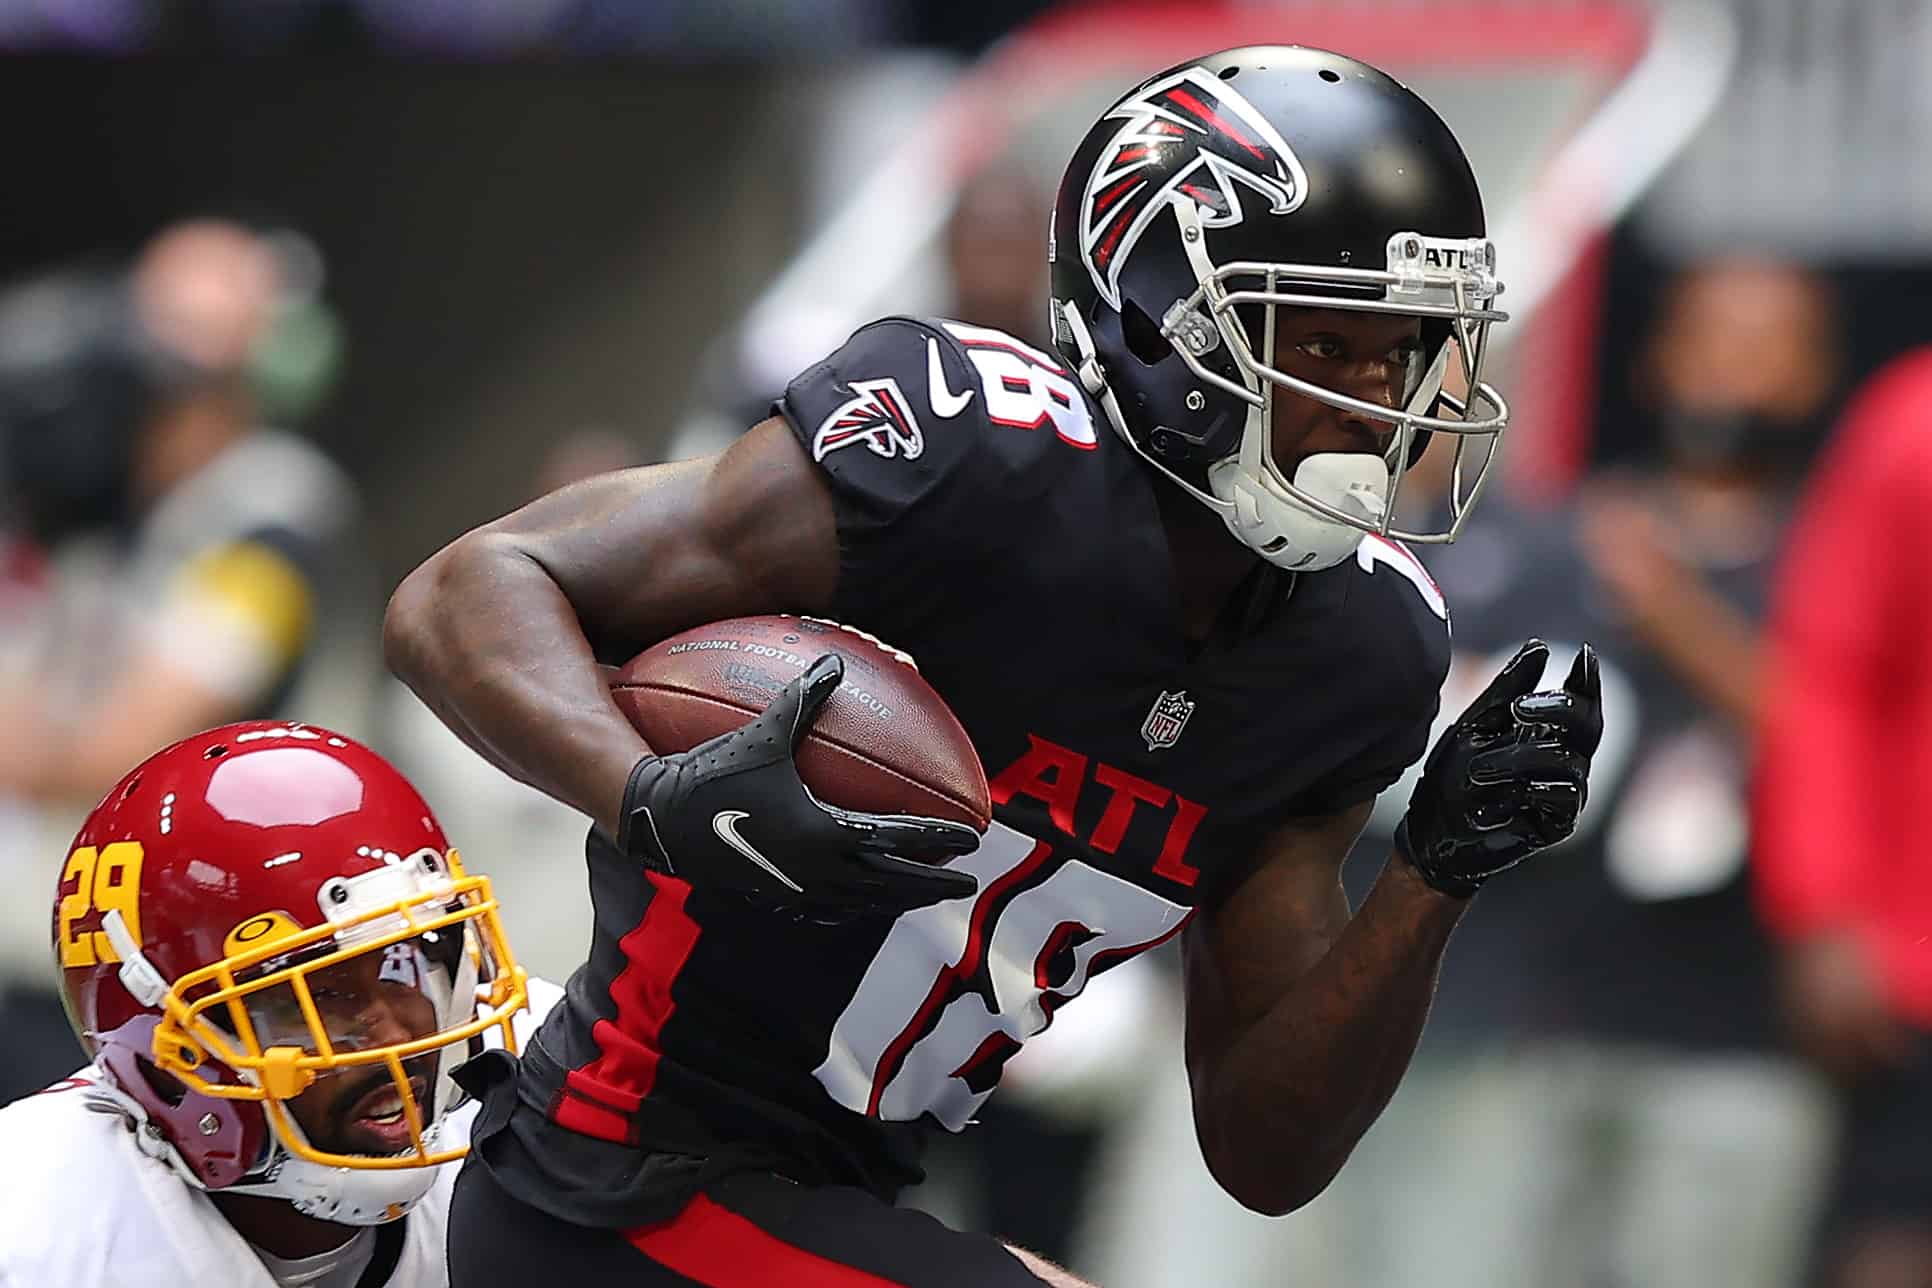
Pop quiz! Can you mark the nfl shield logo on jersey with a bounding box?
[1140,689,1195,751]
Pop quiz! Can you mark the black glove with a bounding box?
[1395,639,1603,898]
[618,653,982,913]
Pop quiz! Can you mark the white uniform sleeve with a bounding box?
[0,1075,277,1288]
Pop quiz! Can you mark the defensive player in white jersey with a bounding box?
[0,721,550,1288]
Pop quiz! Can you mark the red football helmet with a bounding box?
[55,721,527,1224]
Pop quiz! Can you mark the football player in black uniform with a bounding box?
[389,47,1602,1287]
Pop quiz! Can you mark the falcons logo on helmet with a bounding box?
[1081,66,1308,308]
[810,377,925,462]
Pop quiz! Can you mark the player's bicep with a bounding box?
[1180,801,1371,1071]
[491,417,839,656]
[773,318,1029,630]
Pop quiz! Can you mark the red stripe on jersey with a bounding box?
[552,1087,632,1142]
[1162,86,1265,159]
[553,873,702,1141]
[627,1194,904,1287]
[565,1066,642,1112]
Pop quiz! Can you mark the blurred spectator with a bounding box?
[1755,348,1932,1288]
[0,218,357,1102]
[942,165,1050,351]
[1453,257,1840,1288]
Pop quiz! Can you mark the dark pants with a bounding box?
[448,1152,1052,1287]
[0,987,82,1105]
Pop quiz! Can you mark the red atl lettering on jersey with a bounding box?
[987,734,1203,886]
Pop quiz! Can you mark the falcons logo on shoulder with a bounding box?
[810,377,925,462]
[1081,66,1308,308]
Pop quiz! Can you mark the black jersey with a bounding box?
[473,317,1450,1227]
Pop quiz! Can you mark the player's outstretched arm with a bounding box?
[384,418,840,836]
[1182,641,1602,1215]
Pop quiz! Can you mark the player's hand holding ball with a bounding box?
[1396,639,1603,898]
[615,627,988,915]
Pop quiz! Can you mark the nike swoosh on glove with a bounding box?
[1395,639,1604,898]
[618,653,982,913]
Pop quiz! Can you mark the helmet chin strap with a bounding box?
[79,1065,438,1224]
[1209,445,1387,571]
[1056,287,1384,573]
[223,1145,445,1226]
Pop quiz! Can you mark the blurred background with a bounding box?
[4,1,1931,1285]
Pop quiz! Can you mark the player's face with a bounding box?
[247,938,447,1157]
[1265,307,1424,474]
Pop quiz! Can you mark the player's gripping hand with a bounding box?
[618,653,982,912]
[1395,639,1603,898]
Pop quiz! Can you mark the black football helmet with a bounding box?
[1049,46,1509,571]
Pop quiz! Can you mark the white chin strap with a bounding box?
[1057,295,1391,576]
[1208,449,1388,572]
[226,1150,443,1225]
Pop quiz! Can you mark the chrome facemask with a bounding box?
[1162,198,1511,549]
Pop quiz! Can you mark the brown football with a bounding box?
[609,615,991,832]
